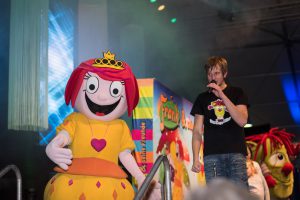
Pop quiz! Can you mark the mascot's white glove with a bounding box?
[119,150,161,200]
[46,130,72,170]
[139,179,161,200]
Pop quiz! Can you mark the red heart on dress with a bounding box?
[91,138,107,152]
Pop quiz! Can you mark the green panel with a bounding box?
[137,97,153,108]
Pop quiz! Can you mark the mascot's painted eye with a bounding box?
[268,152,286,167]
[110,81,123,97]
[86,76,99,94]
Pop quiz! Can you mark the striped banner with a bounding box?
[132,78,154,175]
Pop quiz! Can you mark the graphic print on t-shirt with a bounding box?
[207,99,231,125]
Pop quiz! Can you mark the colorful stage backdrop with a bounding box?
[132,78,205,199]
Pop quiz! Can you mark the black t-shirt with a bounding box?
[190,86,248,156]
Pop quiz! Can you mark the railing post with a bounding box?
[0,164,22,200]
[134,155,172,200]
[162,156,172,200]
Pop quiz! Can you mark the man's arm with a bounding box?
[192,114,204,173]
[219,93,248,127]
[208,82,248,127]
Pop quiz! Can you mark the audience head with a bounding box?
[186,178,258,200]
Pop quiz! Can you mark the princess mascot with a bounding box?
[44,51,160,200]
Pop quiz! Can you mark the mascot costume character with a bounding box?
[246,128,296,200]
[44,51,160,200]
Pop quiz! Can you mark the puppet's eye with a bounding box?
[110,81,123,97]
[86,76,99,94]
[268,152,286,167]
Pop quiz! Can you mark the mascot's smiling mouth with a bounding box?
[85,93,121,116]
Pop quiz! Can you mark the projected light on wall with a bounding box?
[39,3,74,145]
[281,74,300,124]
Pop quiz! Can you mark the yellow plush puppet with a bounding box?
[246,128,296,200]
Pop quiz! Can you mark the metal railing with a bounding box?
[134,155,172,200]
[0,164,22,200]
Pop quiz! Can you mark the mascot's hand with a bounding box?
[46,133,72,170]
[138,179,161,200]
[264,174,277,188]
[260,162,277,187]
[260,162,271,175]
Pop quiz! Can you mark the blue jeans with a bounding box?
[204,153,248,187]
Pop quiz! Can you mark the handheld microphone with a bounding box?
[208,80,217,93]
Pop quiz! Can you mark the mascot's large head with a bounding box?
[246,128,295,199]
[65,51,139,121]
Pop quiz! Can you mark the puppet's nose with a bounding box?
[281,162,294,176]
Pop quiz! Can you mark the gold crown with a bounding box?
[92,51,124,70]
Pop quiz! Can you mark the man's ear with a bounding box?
[224,72,228,78]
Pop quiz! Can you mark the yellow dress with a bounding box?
[44,112,135,200]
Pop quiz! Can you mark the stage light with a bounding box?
[244,123,253,128]
[149,0,156,3]
[170,18,177,23]
[281,74,300,124]
[158,5,165,11]
[244,117,253,128]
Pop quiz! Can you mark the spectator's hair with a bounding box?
[186,178,258,200]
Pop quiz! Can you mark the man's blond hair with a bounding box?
[204,56,228,75]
